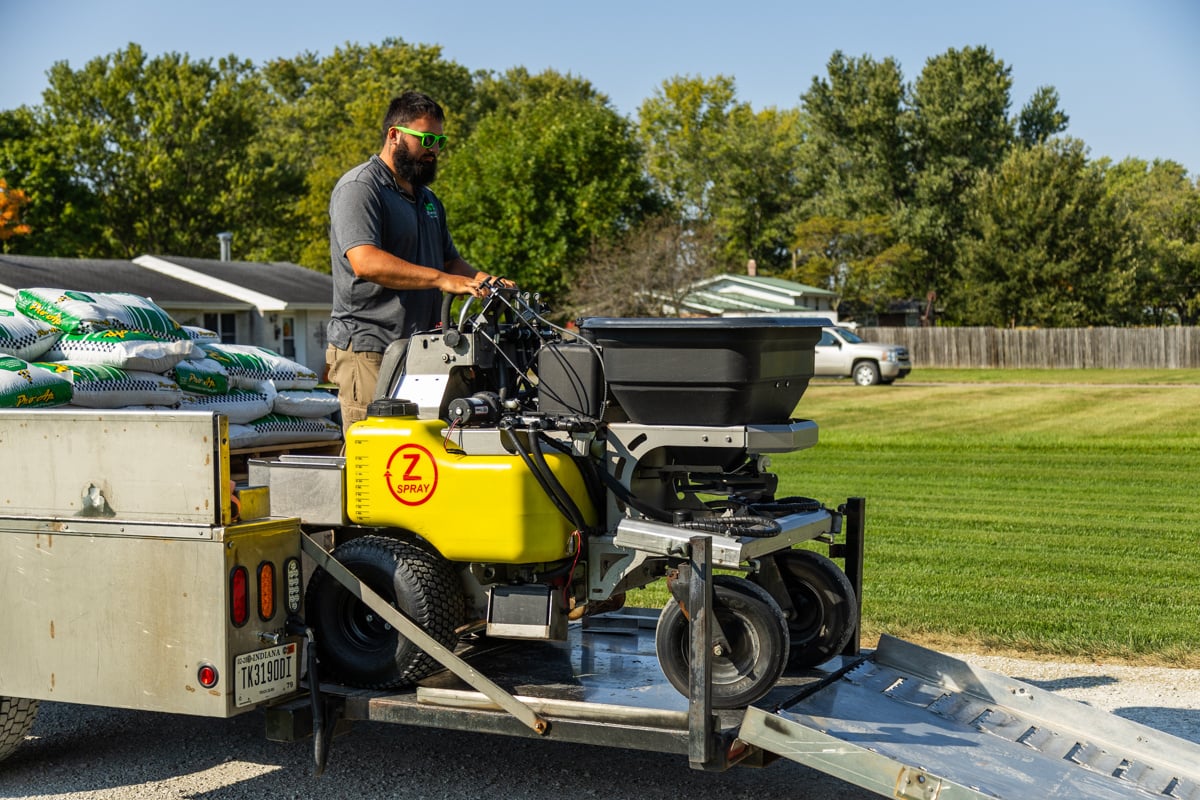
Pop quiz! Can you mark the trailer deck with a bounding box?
[271,604,1200,799]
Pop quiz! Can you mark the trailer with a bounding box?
[2,287,1199,797]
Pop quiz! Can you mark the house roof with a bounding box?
[135,255,331,311]
[675,273,838,316]
[0,254,250,311]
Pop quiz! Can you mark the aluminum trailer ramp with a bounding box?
[739,634,1200,799]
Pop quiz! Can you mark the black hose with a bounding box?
[528,427,588,532]
[535,432,606,520]
[502,424,579,528]
[590,461,676,523]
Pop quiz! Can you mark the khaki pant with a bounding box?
[326,344,383,431]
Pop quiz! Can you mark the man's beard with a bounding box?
[393,146,438,188]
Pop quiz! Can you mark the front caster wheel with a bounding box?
[655,583,790,709]
[305,535,464,689]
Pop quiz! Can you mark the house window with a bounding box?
[203,313,237,344]
[280,316,296,358]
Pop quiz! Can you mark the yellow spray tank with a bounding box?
[344,400,596,564]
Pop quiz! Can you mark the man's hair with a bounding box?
[382,91,445,144]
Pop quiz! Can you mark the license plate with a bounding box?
[234,642,299,707]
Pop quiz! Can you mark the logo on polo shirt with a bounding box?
[424,201,438,220]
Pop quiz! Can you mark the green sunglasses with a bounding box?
[391,125,448,149]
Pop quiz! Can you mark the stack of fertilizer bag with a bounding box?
[0,288,341,449]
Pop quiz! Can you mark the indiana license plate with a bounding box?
[234,642,299,707]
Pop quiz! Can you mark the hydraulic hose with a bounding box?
[528,428,588,533]
[502,424,580,528]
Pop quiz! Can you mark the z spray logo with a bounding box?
[384,444,438,506]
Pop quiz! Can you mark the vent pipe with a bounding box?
[217,231,233,262]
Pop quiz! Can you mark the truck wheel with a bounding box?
[0,696,38,763]
[306,535,464,689]
[853,361,881,386]
[775,550,859,668]
[655,583,789,708]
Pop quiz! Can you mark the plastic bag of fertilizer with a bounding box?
[16,288,187,341]
[179,387,274,424]
[171,356,230,395]
[0,308,63,360]
[42,362,184,408]
[240,413,342,446]
[272,388,340,418]
[0,355,73,408]
[44,330,196,372]
[181,325,221,345]
[202,343,319,390]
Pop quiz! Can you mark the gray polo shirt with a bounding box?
[327,154,461,352]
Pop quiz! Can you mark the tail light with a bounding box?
[257,561,275,621]
[230,565,249,627]
[197,663,219,689]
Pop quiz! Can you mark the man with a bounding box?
[326,91,499,428]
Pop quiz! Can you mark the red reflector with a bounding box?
[231,565,249,627]
[197,663,219,689]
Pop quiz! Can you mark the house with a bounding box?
[0,254,332,379]
[668,274,840,321]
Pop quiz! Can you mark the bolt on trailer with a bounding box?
[3,284,1200,799]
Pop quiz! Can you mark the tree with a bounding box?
[958,139,1127,327]
[798,51,909,219]
[706,104,806,273]
[788,214,916,318]
[1104,158,1200,324]
[438,69,652,303]
[902,46,1017,314]
[637,75,739,224]
[1017,86,1070,146]
[638,75,805,273]
[4,44,286,259]
[0,105,106,256]
[568,214,720,317]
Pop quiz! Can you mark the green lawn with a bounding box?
[636,370,1200,666]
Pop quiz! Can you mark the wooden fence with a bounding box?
[857,326,1200,369]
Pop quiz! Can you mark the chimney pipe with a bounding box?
[217,231,233,262]
[746,258,757,277]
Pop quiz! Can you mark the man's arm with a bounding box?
[346,244,486,296]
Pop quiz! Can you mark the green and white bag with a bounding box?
[16,288,186,341]
[272,389,340,418]
[172,357,231,395]
[0,308,63,360]
[235,413,342,447]
[179,387,274,424]
[0,355,72,408]
[43,362,184,408]
[44,330,196,372]
[202,343,319,390]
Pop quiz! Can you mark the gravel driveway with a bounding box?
[2,650,1198,800]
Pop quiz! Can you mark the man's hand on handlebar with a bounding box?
[437,272,512,298]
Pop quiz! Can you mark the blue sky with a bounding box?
[4,0,1198,176]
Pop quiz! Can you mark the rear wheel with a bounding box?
[774,550,859,668]
[655,583,789,708]
[0,696,38,763]
[306,535,464,688]
[853,361,881,386]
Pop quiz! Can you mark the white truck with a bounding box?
[2,290,1198,799]
[815,326,912,385]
